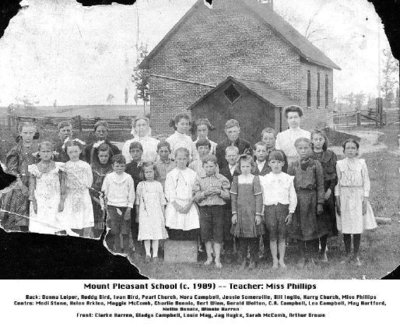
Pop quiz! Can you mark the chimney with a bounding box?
[258,0,274,11]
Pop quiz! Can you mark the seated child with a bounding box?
[287,138,324,267]
[102,154,135,254]
[259,151,297,269]
[193,155,230,268]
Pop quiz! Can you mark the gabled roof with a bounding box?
[187,76,296,110]
[139,0,341,71]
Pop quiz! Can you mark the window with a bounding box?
[317,72,321,107]
[325,74,329,108]
[224,84,241,104]
[307,70,311,107]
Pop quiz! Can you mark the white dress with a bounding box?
[335,158,377,233]
[166,131,198,161]
[28,162,65,234]
[122,135,159,163]
[275,128,311,164]
[60,160,94,229]
[165,168,200,231]
[136,181,168,241]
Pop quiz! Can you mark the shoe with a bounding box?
[297,257,305,268]
[215,261,222,269]
[340,255,352,264]
[320,251,328,263]
[239,260,247,270]
[248,261,256,270]
[204,258,213,266]
[145,255,151,263]
[353,257,362,267]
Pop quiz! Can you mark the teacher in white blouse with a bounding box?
[122,117,159,163]
[275,105,311,165]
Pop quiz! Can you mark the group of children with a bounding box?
[0,109,376,270]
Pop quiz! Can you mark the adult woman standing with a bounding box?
[275,105,311,165]
[83,120,120,164]
[122,117,159,163]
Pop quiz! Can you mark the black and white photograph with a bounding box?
[0,0,399,283]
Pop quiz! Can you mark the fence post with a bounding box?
[376,97,383,128]
[356,111,361,126]
[76,115,82,132]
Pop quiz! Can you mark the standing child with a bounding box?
[230,154,264,269]
[193,118,217,156]
[102,154,135,254]
[165,148,200,240]
[261,127,288,173]
[155,141,175,189]
[193,155,230,268]
[287,138,324,267]
[125,141,144,255]
[53,121,85,163]
[90,143,113,238]
[311,129,338,262]
[335,139,376,266]
[166,113,197,161]
[189,139,212,176]
[218,145,239,263]
[0,122,39,232]
[259,151,297,269]
[28,141,66,235]
[136,162,168,263]
[254,141,269,176]
[61,140,94,237]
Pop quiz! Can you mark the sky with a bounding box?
[0,0,393,106]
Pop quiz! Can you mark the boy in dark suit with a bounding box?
[219,146,239,263]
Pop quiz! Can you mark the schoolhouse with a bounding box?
[139,0,341,141]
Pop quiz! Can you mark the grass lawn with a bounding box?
[136,124,400,279]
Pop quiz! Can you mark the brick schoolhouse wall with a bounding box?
[297,62,334,129]
[148,1,302,134]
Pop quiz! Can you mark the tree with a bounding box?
[124,87,129,105]
[381,47,399,108]
[132,43,150,115]
[106,94,115,105]
[354,92,366,111]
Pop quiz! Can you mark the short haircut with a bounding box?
[175,147,190,159]
[129,141,143,152]
[17,121,39,141]
[224,119,240,130]
[97,143,111,153]
[157,141,171,152]
[261,127,276,138]
[94,120,109,131]
[140,161,160,180]
[64,139,84,151]
[236,154,256,174]
[268,150,285,162]
[342,138,360,151]
[284,105,304,118]
[38,140,53,151]
[112,154,126,165]
[57,121,72,130]
[254,141,267,151]
[201,154,218,165]
[294,137,311,148]
[195,139,211,149]
[225,145,239,155]
[311,128,329,151]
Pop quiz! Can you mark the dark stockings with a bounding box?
[319,234,328,253]
[343,233,361,257]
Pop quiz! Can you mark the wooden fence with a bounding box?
[332,109,394,129]
[3,114,135,132]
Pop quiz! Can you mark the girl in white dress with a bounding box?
[61,140,94,238]
[136,162,168,263]
[28,141,66,235]
[165,148,200,240]
[335,139,377,266]
[166,113,197,161]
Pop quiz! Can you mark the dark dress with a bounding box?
[311,150,338,237]
[287,158,324,241]
[90,163,113,237]
[83,140,120,164]
[0,143,39,230]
